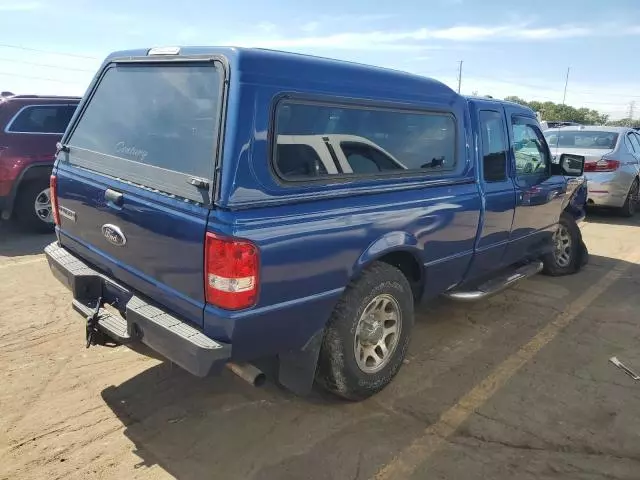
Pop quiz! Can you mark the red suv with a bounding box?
[0,94,80,232]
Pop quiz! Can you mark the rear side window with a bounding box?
[6,105,76,134]
[273,100,457,181]
[545,131,618,149]
[479,110,507,182]
[68,63,221,179]
[627,133,640,154]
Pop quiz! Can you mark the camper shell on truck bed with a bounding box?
[45,47,586,400]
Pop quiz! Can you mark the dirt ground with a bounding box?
[1,215,639,480]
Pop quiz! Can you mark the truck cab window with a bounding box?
[479,110,507,182]
[511,117,549,176]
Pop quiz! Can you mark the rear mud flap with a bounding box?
[278,329,324,396]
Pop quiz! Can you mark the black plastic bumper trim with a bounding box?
[45,241,231,377]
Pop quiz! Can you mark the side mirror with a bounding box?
[551,154,584,177]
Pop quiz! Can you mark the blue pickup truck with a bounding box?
[45,47,586,400]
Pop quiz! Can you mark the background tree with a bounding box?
[504,96,610,125]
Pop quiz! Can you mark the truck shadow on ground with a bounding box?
[0,221,53,257]
[100,254,640,480]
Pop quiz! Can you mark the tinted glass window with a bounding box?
[624,135,636,154]
[544,130,618,150]
[276,143,328,178]
[627,133,640,154]
[511,117,549,176]
[68,64,220,178]
[274,101,456,180]
[7,105,76,134]
[634,133,640,153]
[479,110,507,182]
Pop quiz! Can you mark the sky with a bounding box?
[1,0,640,119]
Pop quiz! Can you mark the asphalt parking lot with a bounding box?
[1,216,639,480]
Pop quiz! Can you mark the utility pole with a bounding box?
[561,67,570,106]
[457,60,463,94]
[628,101,635,126]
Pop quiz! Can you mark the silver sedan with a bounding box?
[544,126,640,216]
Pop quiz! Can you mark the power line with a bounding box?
[460,67,640,103]
[0,57,96,73]
[462,72,562,93]
[565,99,630,106]
[0,43,98,60]
[0,71,88,85]
[459,74,631,106]
[568,89,640,99]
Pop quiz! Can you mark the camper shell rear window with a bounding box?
[64,61,224,203]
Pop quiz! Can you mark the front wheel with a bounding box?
[542,212,582,276]
[316,262,414,401]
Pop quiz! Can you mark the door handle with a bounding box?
[105,189,124,207]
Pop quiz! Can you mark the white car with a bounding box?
[275,134,409,178]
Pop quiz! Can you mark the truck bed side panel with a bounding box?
[204,184,481,360]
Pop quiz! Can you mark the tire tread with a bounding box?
[316,262,414,401]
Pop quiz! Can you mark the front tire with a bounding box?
[316,262,414,401]
[14,178,55,233]
[542,212,581,276]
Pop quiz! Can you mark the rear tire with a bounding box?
[619,179,639,218]
[542,212,581,276]
[316,262,414,401]
[14,178,55,234]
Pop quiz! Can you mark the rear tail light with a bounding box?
[205,233,259,310]
[50,174,60,225]
[583,159,620,172]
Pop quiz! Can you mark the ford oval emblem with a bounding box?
[101,224,127,247]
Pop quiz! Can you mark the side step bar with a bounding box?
[443,261,543,302]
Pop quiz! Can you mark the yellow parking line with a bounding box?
[0,256,46,270]
[374,253,639,480]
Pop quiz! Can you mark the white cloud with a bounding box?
[227,31,436,51]
[0,1,42,11]
[514,26,594,40]
[416,24,596,41]
[226,22,612,52]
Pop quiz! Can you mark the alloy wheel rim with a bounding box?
[553,225,572,267]
[354,293,402,374]
[34,187,53,223]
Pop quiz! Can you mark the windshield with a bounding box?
[68,63,221,179]
[544,130,618,150]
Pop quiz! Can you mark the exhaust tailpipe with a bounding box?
[226,362,266,387]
